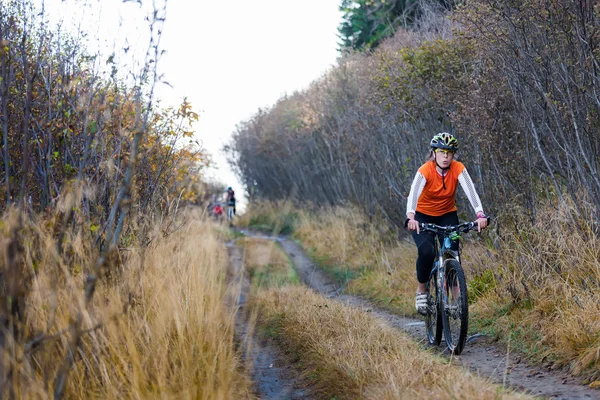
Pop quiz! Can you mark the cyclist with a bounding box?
[405,132,488,315]
[226,187,236,220]
[213,202,224,220]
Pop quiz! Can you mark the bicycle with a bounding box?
[419,218,490,355]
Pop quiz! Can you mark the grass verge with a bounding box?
[236,201,298,235]
[253,286,530,400]
[243,200,600,382]
[237,218,527,398]
[237,237,300,289]
[3,210,253,398]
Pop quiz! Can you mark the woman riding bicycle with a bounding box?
[406,132,488,315]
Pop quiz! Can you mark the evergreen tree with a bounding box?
[338,0,455,51]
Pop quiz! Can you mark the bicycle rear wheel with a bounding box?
[426,273,443,346]
[442,259,468,355]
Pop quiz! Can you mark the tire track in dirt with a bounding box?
[245,231,599,400]
[226,243,307,400]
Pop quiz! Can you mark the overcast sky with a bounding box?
[40,0,342,208]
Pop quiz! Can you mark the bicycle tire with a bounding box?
[442,259,468,355]
[425,273,443,346]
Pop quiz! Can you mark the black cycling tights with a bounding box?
[411,211,459,284]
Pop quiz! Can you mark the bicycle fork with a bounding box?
[437,257,452,317]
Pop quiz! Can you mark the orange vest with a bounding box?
[416,161,465,216]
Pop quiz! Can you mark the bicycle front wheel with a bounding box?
[442,259,468,355]
[426,273,443,346]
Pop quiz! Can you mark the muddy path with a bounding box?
[226,243,307,400]
[245,231,599,400]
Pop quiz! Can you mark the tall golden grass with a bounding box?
[253,286,529,400]
[242,201,600,380]
[291,206,417,313]
[1,209,252,398]
[237,237,299,289]
[469,201,600,377]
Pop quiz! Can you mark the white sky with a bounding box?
[38,0,342,209]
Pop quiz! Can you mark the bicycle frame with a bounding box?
[425,220,487,281]
[429,231,460,316]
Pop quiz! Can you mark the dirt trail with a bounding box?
[226,243,307,400]
[245,232,599,400]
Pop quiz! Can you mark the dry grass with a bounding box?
[239,208,526,399]
[237,237,299,289]
[294,206,386,273]
[253,286,529,400]
[469,202,600,377]
[244,201,600,380]
[1,210,253,398]
[292,206,417,313]
[236,201,298,235]
[237,237,290,271]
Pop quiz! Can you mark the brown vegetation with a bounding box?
[235,231,527,399]
[237,237,299,289]
[0,1,228,396]
[228,0,600,386]
[253,285,529,400]
[227,0,600,227]
[0,209,252,398]
[241,201,600,381]
[469,200,600,377]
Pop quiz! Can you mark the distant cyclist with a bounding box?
[405,132,488,315]
[212,203,223,220]
[226,187,236,221]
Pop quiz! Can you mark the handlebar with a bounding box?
[417,217,491,235]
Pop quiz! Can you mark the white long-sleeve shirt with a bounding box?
[406,161,484,218]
